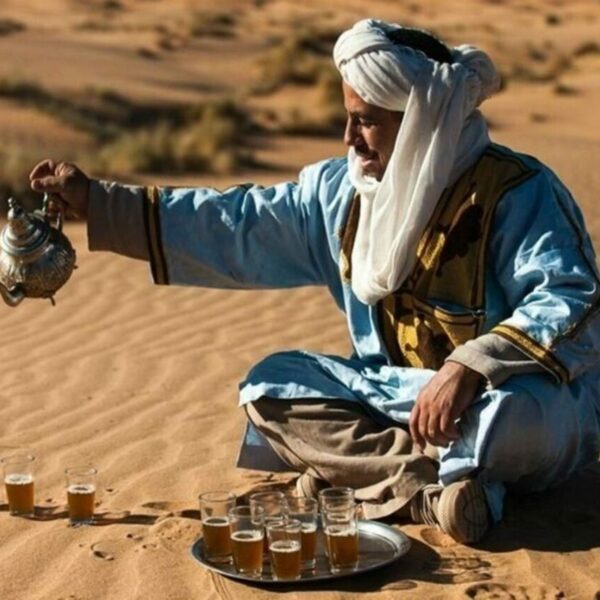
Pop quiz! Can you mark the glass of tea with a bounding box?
[229,505,265,577]
[2,453,35,517]
[266,519,302,581]
[198,491,236,564]
[249,490,287,555]
[321,501,359,574]
[286,496,318,570]
[65,466,97,526]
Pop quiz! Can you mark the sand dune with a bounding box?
[1,0,599,599]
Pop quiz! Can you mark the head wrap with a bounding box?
[333,19,501,305]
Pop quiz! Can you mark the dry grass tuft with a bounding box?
[94,100,256,176]
[0,80,260,191]
[253,27,342,94]
[0,18,25,36]
[510,51,571,83]
[574,41,600,57]
[188,11,238,38]
[553,82,578,95]
[545,13,561,26]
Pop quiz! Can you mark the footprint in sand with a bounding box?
[464,583,564,600]
[144,517,201,551]
[90,542,115,562]
[425,553,492,584]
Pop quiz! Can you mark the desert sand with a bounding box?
[1,1,599,599]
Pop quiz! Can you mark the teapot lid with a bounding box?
[1,198,48,256]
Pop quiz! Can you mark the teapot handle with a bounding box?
[42,194,64,232]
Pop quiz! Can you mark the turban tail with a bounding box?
[334,19,501,305]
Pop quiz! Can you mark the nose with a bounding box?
[343,116,359,148]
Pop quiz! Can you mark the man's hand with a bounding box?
[29,160,90,219]
[409,361,484,450]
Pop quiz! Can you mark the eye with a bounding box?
[358,117,376,128]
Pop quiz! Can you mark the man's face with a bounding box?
[342,82,403,181]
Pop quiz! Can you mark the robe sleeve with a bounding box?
[486,169,600,383]
[88,162,338,290]
[445,332,543,388]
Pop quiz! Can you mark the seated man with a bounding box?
[29,19,600,544]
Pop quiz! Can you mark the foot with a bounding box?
[410,479,490,544]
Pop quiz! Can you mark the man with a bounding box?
[29,19,600,544]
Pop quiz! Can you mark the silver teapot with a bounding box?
[0,196,76,307]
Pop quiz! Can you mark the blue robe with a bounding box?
[143,144,600,521]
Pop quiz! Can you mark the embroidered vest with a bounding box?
[340,145,537,370]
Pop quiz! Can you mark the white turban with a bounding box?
[333,19,501,305]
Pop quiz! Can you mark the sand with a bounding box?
[1,1,599,599]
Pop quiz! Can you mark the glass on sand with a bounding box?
[2,453,35,516]
[249,490,287,554]
[229,505,265,577]
[321,501,359,573]
[65,466,97,526]
[286,496,318,570]
[199,491,236,564]
[266,519,302,580]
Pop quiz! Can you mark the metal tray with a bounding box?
[190,520,411,584]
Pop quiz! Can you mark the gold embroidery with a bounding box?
[492,324,569,383]
[339,145,545,370]
[143,186,169,285]
[339,192,361,283]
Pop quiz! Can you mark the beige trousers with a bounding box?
[245,397,439,519]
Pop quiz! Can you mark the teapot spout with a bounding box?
[0,282,25,307]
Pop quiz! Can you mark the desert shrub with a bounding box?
[97,101,255,175]
[0,79,122,140]
[574,41,600,57]
[545,13,561,26]
[253,27,342,94]
[553,82,578,95]
[74,19,114,31]
[0,19,25,36]
[0,79,197,142]
[137,46,160,60]
[510,52,571,82]
[278,68,345,137]
[188,11,237,38]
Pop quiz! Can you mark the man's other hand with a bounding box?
[409,361,484,450]
[29,160,90,220]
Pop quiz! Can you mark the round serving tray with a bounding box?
[190,520,411,584]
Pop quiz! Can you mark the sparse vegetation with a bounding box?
[253,27,342,94]
[545,13,561,25]
[188,11,238,38]
[510,51,571,83]
[574,41,600,57]
[96,101,256,176]
[0,77,260,199]
[0,18,25,36]
[553,82,578,95]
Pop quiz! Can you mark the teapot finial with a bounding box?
[4,197,44,250]
[7,197,37,240]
